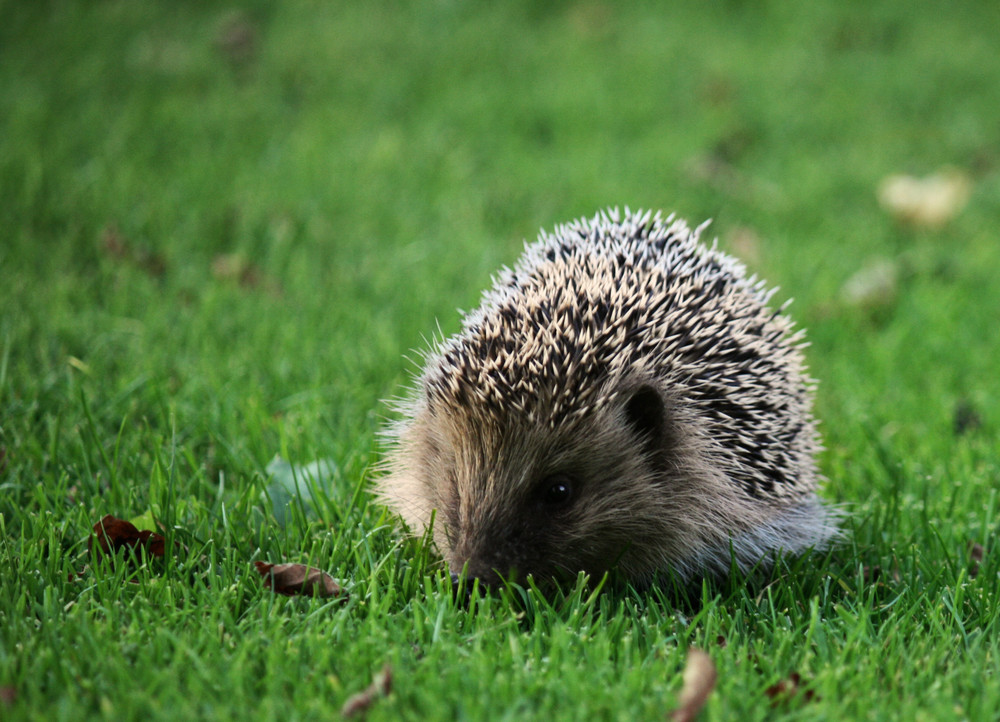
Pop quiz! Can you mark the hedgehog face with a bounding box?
[409,379,699,586]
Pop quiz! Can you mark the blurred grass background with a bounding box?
[1,1,999,719]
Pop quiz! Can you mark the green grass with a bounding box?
[2,0,999,719]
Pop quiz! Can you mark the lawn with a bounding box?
[2,0,999,719]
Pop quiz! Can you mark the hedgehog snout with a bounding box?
[447,509,552,587]
[448,533,509,586]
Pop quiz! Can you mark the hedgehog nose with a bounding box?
[449,570,482,589]
[449,570,476,602]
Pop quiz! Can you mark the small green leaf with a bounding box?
[264,456,338,526]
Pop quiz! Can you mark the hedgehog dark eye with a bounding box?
[537,475,576,509]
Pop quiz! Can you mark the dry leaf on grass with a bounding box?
[864,562,904,588]
[88,514,349,598]
[764,672,819,706]
[969,542,985,579]
[100,225,167,278]
[215,10,257,68]
[953,400,983,436]
[878,170,971,228]
[341,665,392,718]
[840,258,899,308]
[90,514,167,561]
[211,253,282,294]
[669,647,717,722]
[254,561,345,598]
[211,253,258,285]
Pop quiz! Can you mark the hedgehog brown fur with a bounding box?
[379,208,839,587]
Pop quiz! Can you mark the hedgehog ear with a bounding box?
[623,385,665,446]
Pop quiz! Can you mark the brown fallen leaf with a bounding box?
[254,561,344,598]
[90,514,167,560]
[215,10,257,68]
[954,399,983,436]
[669,647,717,722]
[969,542,985,579]
[878,169,972,228]
[211,253,283,295]
[101,224,129,259]
[341,664,392,718]
[764,672,819,706]
[100,224,167,278]
[212,253,258,285]
[840,258,899,309]
[0,685,16,707]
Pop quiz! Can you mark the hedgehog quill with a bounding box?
[379,209,839,587]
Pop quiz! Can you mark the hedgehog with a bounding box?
[379,208,839,587]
